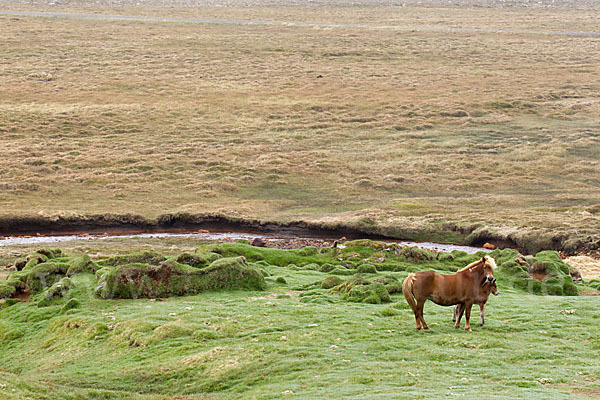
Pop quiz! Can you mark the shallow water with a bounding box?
[390,241,490,254]
[0,231,490,254]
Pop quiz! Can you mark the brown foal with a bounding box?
[453,279,498,328]
[402,256,497,331]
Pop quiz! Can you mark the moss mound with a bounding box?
[347,283,390,304]
[491,249,579,296]
[23,252,49,269]
[331,275,393,304]
[301,263,321,271]
[60,298,81,313]
[588,279,600,290]
[95,256,266,299]
[321,275,344,289]
[1,249,95,298]
[43,277,74,301]
[2,249,265,301]
[372,276,402,294]
[530,251,570,276]
[198,242,332,268]
[319,263,335,273]
[0,283,17,299]
[98,250,166,267]
[153,322,197,339]
[175,252,222,268]
[397,246,435,262]
[356,263,377,274]
[111,319,157,347]
[25,262,71,293]
[298,246,318,256]
[66,255,99,276]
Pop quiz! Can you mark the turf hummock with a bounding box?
[95,256,266,299]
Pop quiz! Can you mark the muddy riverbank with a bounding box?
[0,213,393,242]
[1,213,598,255]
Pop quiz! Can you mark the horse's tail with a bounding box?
[402,273,418,312]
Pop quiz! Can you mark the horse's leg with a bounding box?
[409,294,422,330]
[454,304,465,329]
[417,299,429,330]
[410,294,422,330]
[464,302,473,332]
[480,303,485,326]
[452,305,458,322]
[403,274,422,330]
[414,308,422,331]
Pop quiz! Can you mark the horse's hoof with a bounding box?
[466,328,472,332]
[454,325,460,329]
[423,326,430,330]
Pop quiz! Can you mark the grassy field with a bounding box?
[0,0,599,246]
[1,2,599,398]
[0,239,599,399]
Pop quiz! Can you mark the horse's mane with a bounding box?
[458,256,496,272]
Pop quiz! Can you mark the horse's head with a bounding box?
[491,280,499,295]
[480,256,496,286]
[459,255,497,286]
[484,278,499,296]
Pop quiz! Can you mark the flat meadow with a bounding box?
[1,0,600,398]
[0,0,599,243]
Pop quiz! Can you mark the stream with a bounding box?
[0,230,490,254]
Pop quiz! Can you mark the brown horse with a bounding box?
[452,279,498,328]
[402,256,497,331]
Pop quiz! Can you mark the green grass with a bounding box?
[1,275,599,399]
[1,242,599,399]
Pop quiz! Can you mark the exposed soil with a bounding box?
[580,291,600,296]
[531,271,550,282]
[13,290,30,301]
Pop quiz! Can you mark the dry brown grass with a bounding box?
[564,256,600,279]
[1,1,599,241]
